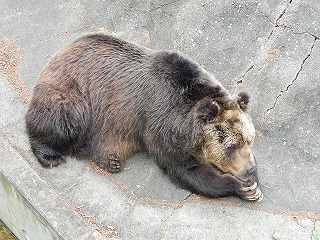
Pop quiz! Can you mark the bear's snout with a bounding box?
[247,164,257,175]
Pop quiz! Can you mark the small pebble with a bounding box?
[273,231,281,240]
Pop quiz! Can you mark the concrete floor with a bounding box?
[0,0,319,239]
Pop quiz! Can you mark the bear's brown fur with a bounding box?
[25,34,262,201]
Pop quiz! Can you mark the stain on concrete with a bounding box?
[0,37,30,104]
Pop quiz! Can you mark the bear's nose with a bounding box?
[247,165,257,175]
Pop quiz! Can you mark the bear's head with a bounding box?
[197,92,258,183]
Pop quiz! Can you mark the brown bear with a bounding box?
[25,33,263,202]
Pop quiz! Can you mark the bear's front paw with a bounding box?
[237,182,263,202]
[95,156,122,173]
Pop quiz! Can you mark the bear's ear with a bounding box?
[196,99,221,122]
[237,92,250,112]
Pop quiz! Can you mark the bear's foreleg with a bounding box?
[167,162,262,201]
[95,154,122,173]
[93,138,140,173]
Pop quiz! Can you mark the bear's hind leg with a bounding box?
[30,140,66,168]
[26,83,90,168]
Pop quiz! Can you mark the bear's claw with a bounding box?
[246,187,263,202]
[239,182,263,202]
[241,182,257,192]
[106,158,122,173]
[43,155,66,168]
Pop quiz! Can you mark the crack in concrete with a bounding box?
[163,210,176,223]
[175,193,192,209]
[234,0,292,91]
[265,37,317,114]
[293,217,315,240]
[257,8,275,26]
[150,0,182,12]
[162,196,190,222]
[311,221,316,240]
[155,193,192,226]
[232,64,255,94]
[266,0,291,40]
[256,0,319,116]
[278,24,320,40]
[71,200,120,238]
[238,64,254,84]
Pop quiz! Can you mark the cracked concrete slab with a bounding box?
[110,153,190,204]
[151,0,277,89]
[235,26,316,122]
[161,201,315,240]
[1,0,320,239]
[278,0,320,38]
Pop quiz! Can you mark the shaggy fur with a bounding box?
[26,34,262,201]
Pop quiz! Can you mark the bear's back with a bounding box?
[38,33,224,101]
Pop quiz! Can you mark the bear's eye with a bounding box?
[225,145,236,155]
[218,135,225,143]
